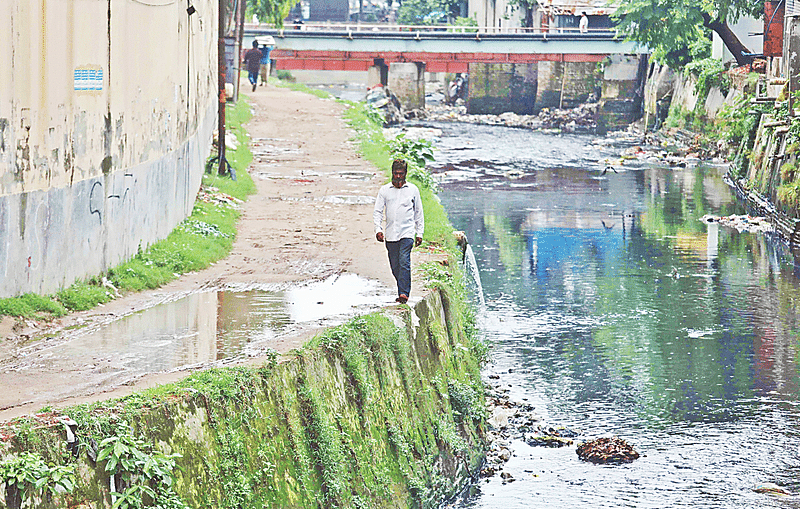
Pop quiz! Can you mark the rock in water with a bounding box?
[576,437,639,464]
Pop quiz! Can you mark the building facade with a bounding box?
[0,0,219,297]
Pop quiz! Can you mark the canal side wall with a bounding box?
[0,0,219,299]
[465,57,641,119]
[0,287,487,509]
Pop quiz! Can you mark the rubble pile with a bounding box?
[575,437,640,464]
[425,102,599,133]
[701,214,774,233]
[482,374,583,483]
[366,85,403,125]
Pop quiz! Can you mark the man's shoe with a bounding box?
[252,83,257,92]
[397,294,408,304]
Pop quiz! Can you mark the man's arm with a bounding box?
[373,188,385,242]
[414,186,424,246]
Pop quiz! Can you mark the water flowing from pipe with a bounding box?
[463,243,486,309]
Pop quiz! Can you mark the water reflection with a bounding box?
[0,274,392,410]
[429,122,800,508]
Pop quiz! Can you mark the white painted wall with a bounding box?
[712,15,763,62]
[0,0,219,297]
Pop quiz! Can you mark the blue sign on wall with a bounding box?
[74,68,103,91]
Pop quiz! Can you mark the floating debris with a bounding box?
[576,437,640,464]
[752,483,792,496]
[700,214,774,233]
[525,425,580,448]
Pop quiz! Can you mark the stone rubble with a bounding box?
[701,214,774,233]
[481,374,581,485]
[424,102,600,133]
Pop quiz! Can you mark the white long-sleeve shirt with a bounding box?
[373,182,424,242]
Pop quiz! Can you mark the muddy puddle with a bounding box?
[0,274,393,412]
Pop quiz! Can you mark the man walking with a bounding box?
[243,41,262,92]
[374,159,424,304]
[259,43,272,86]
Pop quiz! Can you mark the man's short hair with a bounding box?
[392,159,408,173]
[252,40,259,48]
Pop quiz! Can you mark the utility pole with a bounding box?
[218,0,228,175]
[233,0,246,103]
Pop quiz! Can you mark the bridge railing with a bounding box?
[246,22,617,37]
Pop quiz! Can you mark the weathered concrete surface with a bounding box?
[468,62,537,114]
[599,54,647,129]
[0,0,219,298]
[389,62,426,110]
[642,62,677,129]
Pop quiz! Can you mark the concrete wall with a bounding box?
[388,62,425,110]
[0,0,219,297]
[1,287,487,509]
[599,54,647,129]
[468,63,538,114]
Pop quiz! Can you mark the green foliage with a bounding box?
[685,57,730,97]
[57,282,115,311]
[448,17,478,32]
[447,378,485,424]
[0,451,76,505]
[248,0,296,26]
[275,70,295,82]
[397,0,461,25]
[613,0,758,69]
[97,422,188,509]
[434,417,467,451]
[388,134,435,168]
[781,161,798,183]
[0,293,67,320]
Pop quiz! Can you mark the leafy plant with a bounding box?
[0,451,76,506]
[685,57,730,98]
[97,422,187,509]
[388,134,435,168]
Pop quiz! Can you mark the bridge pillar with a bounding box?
[467,63,537,115]
[598,55,648,131]
[388,62,426,110]
[535,61,601,112]
[368,59,389,88]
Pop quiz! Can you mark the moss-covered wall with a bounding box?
[0,287,487,509]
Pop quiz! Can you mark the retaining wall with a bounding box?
[0,286,487,509]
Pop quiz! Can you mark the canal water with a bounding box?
[427,122,800,508]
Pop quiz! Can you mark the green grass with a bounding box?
[274,78,333,99]
[0,98,257,321]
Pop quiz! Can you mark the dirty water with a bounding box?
[427,121,800,509]
[0,274,394,411]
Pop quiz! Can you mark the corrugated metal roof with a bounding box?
[536,0,618,16]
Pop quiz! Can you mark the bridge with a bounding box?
[244,23,647,72]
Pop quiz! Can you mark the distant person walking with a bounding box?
[579,12,589,33]
[243,41,262,92]
[373,159,424,304]
[259,44,272,86]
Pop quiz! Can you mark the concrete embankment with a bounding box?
[0,286,486,509]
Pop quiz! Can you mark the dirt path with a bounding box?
[0,84,416,420]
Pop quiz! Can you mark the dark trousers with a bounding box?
[386,238,413,297]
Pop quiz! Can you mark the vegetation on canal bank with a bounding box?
[0,99,257,321]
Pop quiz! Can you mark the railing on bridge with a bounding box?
[247,22,619,39]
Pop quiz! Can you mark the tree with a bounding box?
[507,0,535,27]
[613,0,764,67]
[397,0,465,24]
[249,0,297,26]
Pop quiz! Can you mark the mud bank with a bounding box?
[0,286,486,509]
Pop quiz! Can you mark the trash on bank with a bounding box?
[576,437,640,464]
